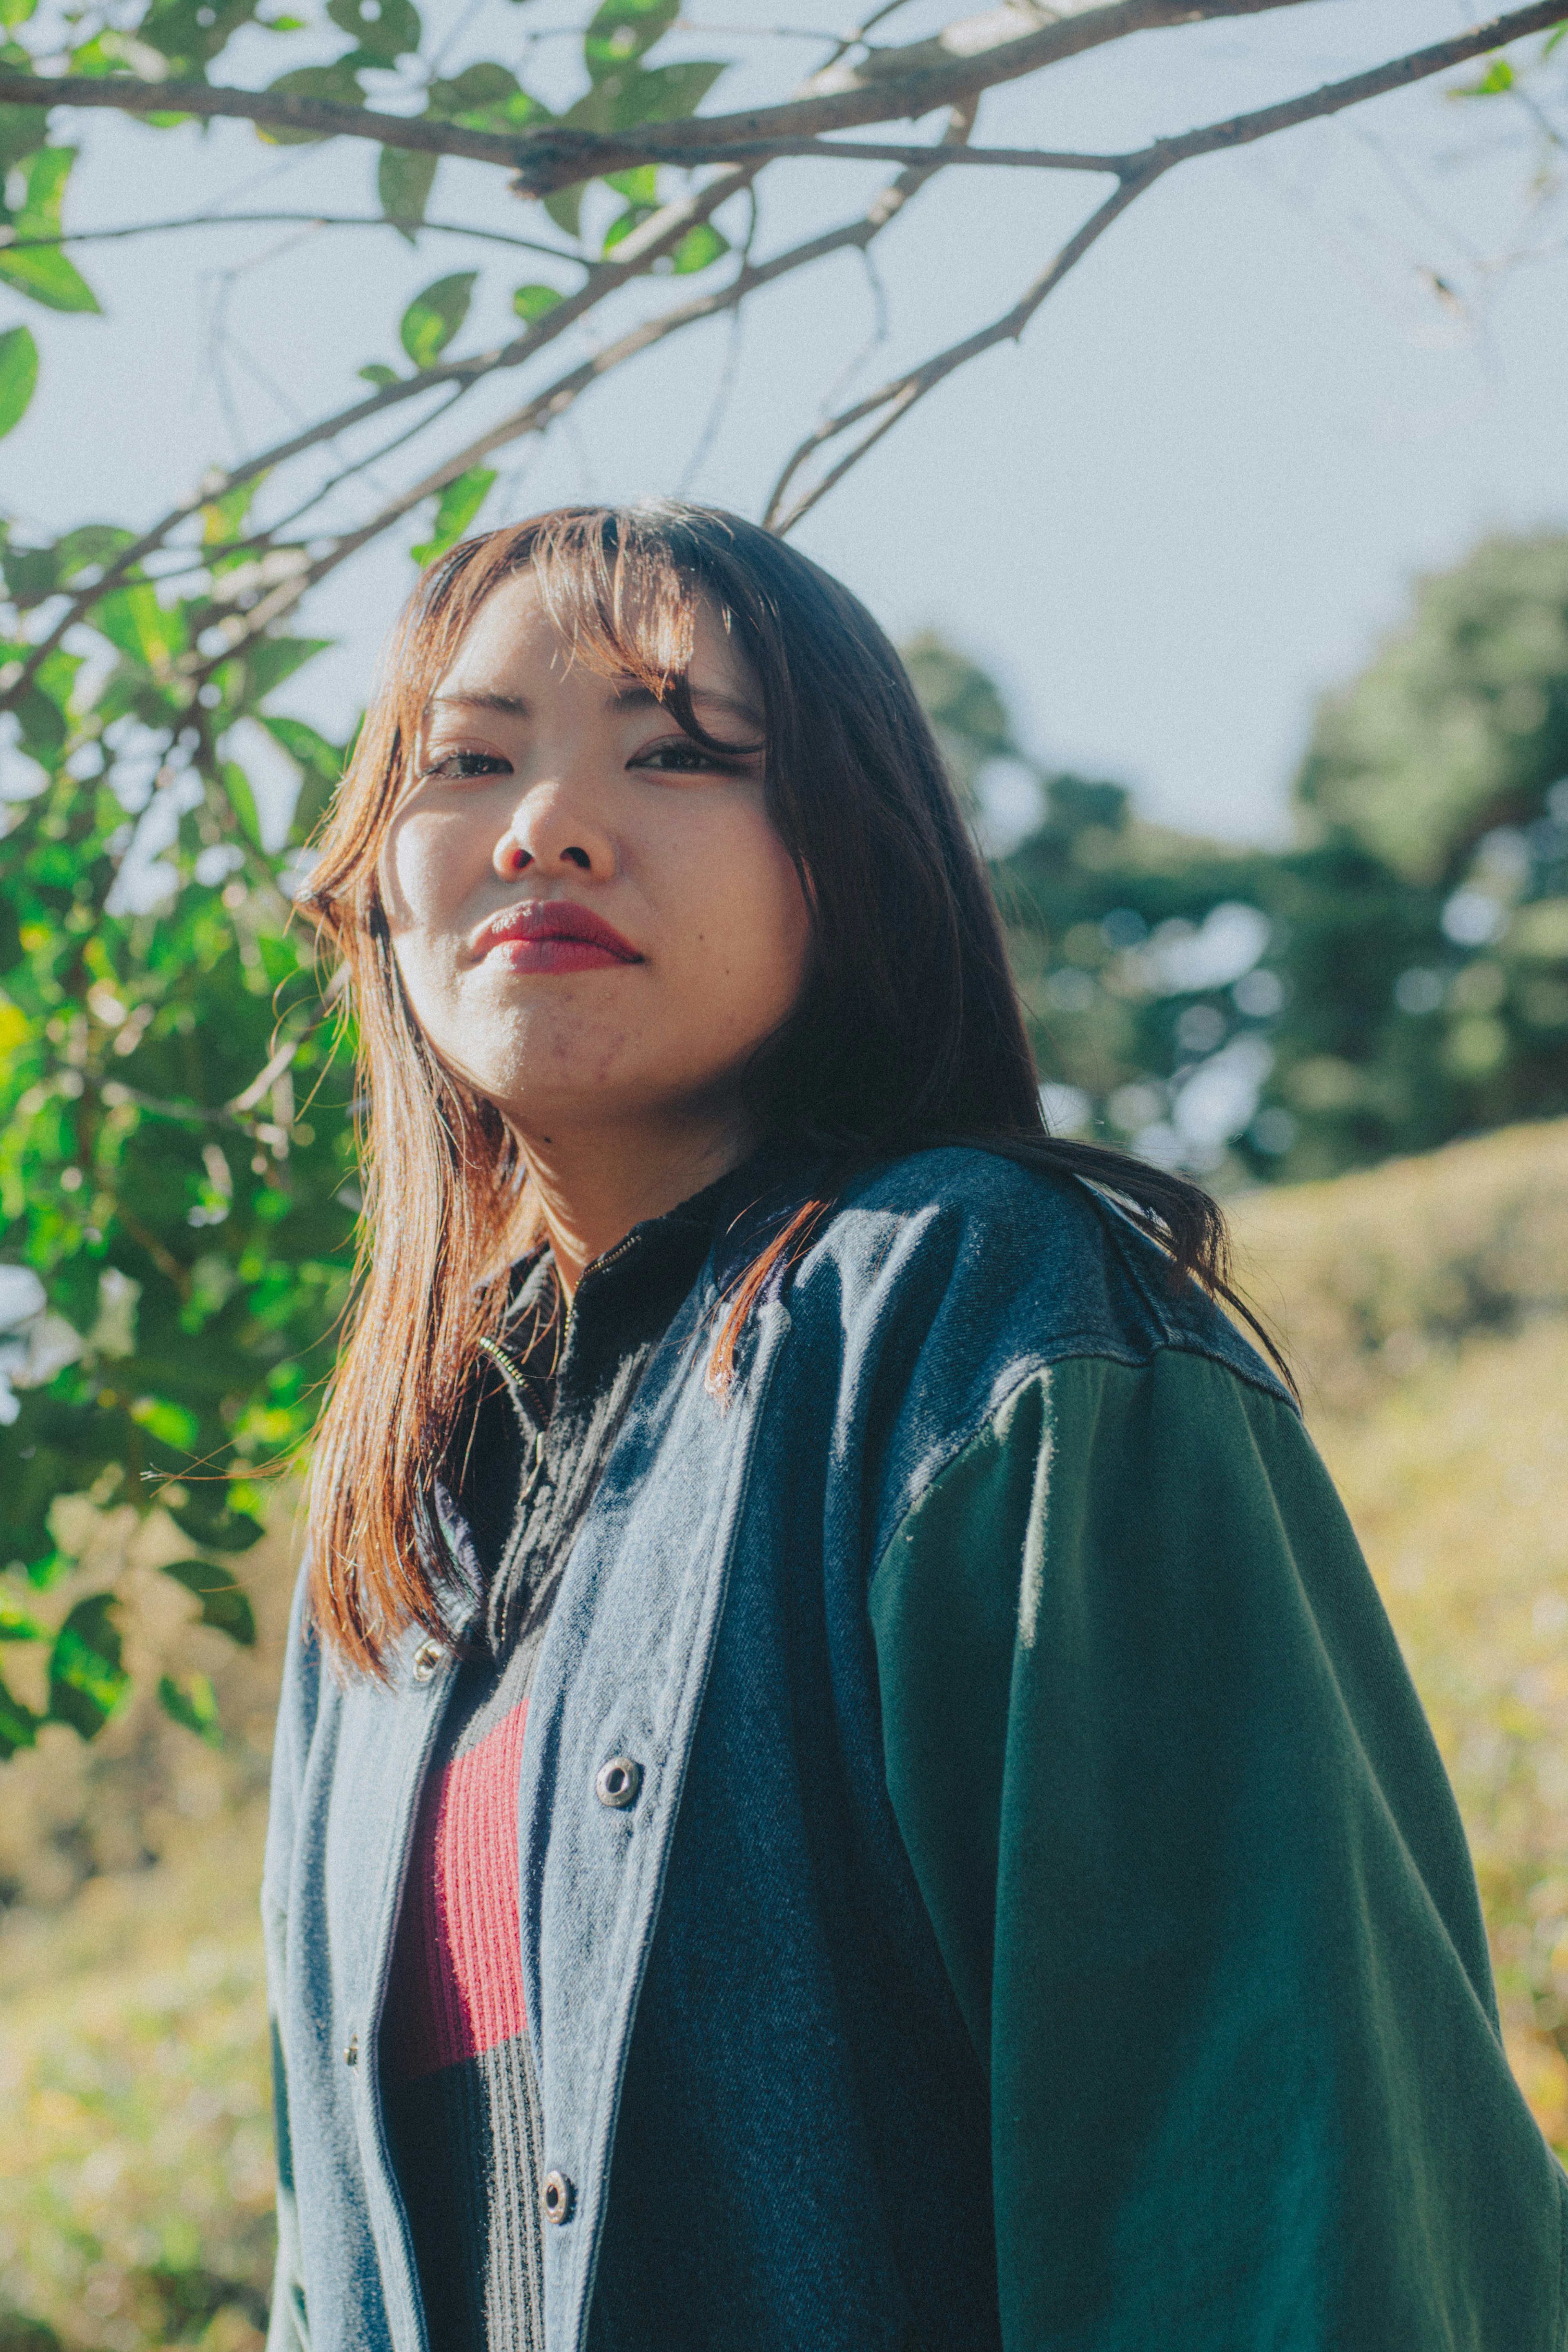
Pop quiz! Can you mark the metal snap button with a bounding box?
[412,1639,445,1683]
[541,2168,574,2225]
[344,2032,359,2067]
[594,1756,642,1810]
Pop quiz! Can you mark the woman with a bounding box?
[265,503,1564,2352]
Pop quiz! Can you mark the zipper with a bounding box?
[477,1331,548,1426]
[559,1226,644,1356]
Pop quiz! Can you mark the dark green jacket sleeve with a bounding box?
[869,1349,1568,2350]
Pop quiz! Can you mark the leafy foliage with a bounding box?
[0,484,358,1757]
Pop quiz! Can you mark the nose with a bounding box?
[493,776,615,885]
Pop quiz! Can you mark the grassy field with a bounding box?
[3,1118,1568,2349]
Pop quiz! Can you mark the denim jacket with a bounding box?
[264,1147,1567,2352]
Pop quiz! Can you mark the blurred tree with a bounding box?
[913,534,1568,1186]
[1298,533,1568,885]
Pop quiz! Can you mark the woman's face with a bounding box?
[381,571,813,1146]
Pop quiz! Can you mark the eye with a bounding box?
[421,749,510,782]
[631,736,752,777]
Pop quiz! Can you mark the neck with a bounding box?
[516,1107,757,1299]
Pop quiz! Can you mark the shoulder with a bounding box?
[771,1145,1294,1556]
[801,1144,1290,1405]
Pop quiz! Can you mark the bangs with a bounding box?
[528,508,697,701]
[381,507,760,782]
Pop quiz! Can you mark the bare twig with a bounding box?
[0,208,583,261]
[0,171,752,711]
[764,165,1156,532]
[179,122,975,673]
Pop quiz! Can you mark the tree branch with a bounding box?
[743,0,1568,526]
[0,209,584,261]
[764,162,1157,531]
[3,2,1556,192]
[0,69,545,170]
[0,3,1301,177]
[0,170,751,711]
[512,2,1568,183]
[180,117,976,672]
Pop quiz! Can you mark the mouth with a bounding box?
[473,899,644,976]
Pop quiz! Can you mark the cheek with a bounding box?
[383,811,462,934]
[691,811,813,1021]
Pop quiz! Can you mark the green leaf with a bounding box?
[167,1493,267,1552]
[263,713,343,776]
[513,282,565,324]
[411,465,497,566]
[263,713,345,840]
[0,107,48,179]
[585,0,678,83]
[328,0,421,59]
[358,360,401,387]
[378,143,437,240]
[603,202,655,255]
[0,323,37,437]
[158,1669,223,1746]
[132,0,270,75]
[129,1394,200,1451]
[12,143,73,230]
[543,182,586,241]
[222,758,263,851]
[569,57,724,134]
[48,1592,129,1741]
[666,219,728,275]
[1453,55,1515,96]
[0,248,100,315]
[0,1590,45,1640]
[56,521,135,578]
[261,62,366,143]
[425,62,544,131]
[1546,24,1568,57]
[0,1675,38,1759]
[13,680,67,762]
[242,632,331,701]
[94,581,187,673]
[399,270,477,368]
[200,477,259,550]
[605,163,659,203]
[615,58,725,125]
[0,147,101,310]
[160,1558,257,1646]
[0,0,37,25]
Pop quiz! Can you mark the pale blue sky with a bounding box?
[4,0,1566,843]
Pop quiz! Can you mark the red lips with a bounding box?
[474,900,642,976]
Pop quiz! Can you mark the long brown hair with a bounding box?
[303,502,1278,1676]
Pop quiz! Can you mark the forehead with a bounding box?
[434,568,760,713]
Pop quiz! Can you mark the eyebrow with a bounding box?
[427,682,763,734]
[608,682,763,734]
[427,691,529,720]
